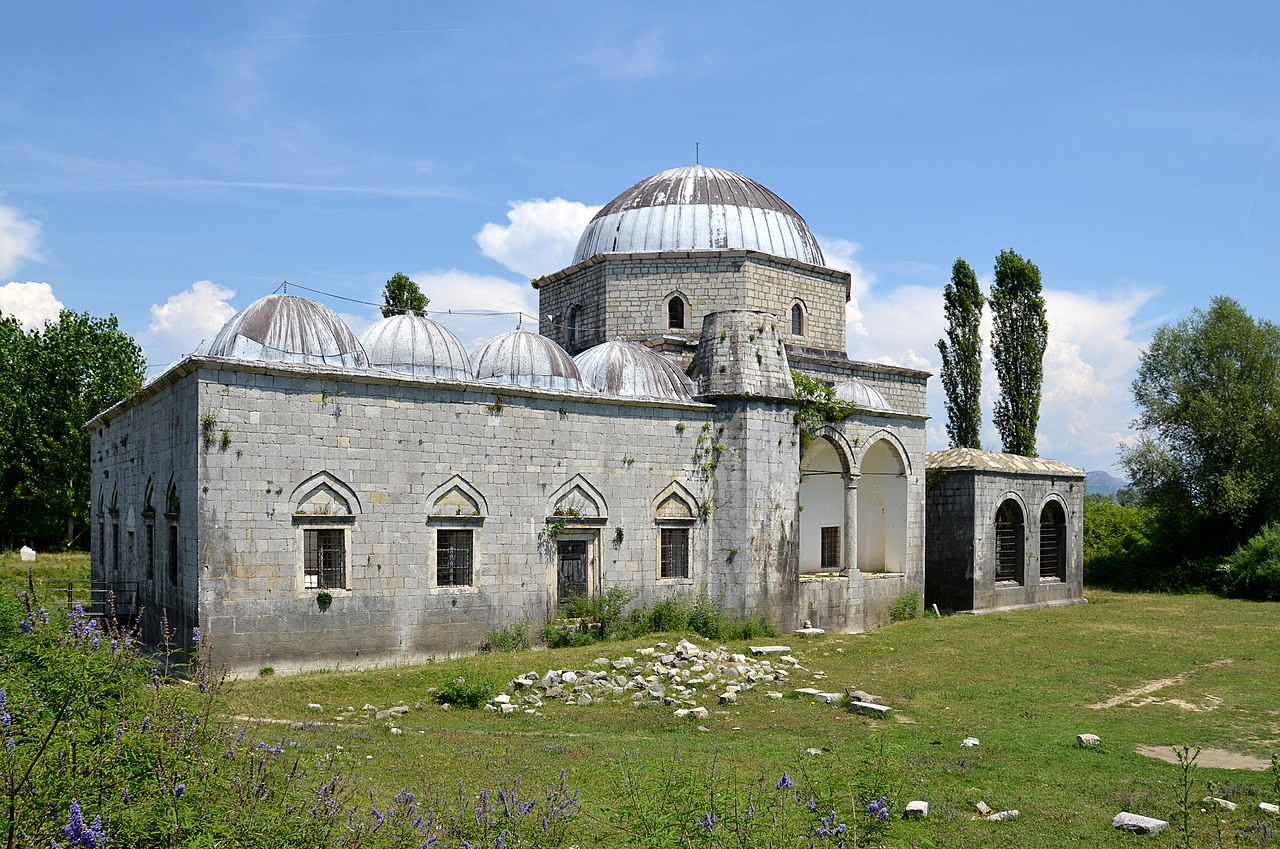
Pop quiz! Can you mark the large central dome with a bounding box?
[572,165,825,266]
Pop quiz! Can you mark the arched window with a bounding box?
[667,297,686,330]
[1039,501,1067,580]
[567,306,580,346]
[995,499,1024,584]
[791,303,805,336]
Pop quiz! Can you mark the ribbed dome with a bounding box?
[573,165,824,266]
[207,294,366,367]
[834,379,892,412]
[573,340,695,402]
[473,328,586,392]
[358,314,471,380]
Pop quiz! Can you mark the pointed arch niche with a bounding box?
[857,439,908,574]
[799,435,852,574]
[290,472,359,594]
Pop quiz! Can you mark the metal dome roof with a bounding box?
[834,379,892,412]
[206,294,366,367]
[573,340,695,402]
[473,328,586,392]
[358,314,472,380]
[573,165,825,266]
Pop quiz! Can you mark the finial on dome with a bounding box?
[695,141,699,165]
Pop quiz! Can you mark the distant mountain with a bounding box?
[1086,470,1127,496]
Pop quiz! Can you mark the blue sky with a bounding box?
[2,2,1278,474]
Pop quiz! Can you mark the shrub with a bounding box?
[483,620,531,653]
[1083,495,1158,589]
[435,671,498,708]
[888,591,920,622]
[1220,523,1280,601]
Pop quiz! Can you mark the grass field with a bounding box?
[4,551,1275,845]
[209,590,1280,847]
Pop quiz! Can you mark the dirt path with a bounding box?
[1088,658,1233,710]
[1135,745,1270,770]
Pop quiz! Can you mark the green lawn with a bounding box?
[217,590,1280,847]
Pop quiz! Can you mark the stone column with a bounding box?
[843,473,860,575]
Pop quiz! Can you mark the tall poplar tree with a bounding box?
[990,249,1048,456]
[380,272,429,317]
[937,258,984,449]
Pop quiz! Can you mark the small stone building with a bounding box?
[88,165,932,675]
[924,448,1085,613]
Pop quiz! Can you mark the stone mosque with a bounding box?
[88,165,1084,675]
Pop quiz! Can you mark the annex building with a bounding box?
[89,165,1083,675]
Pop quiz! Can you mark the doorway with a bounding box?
[556,539,589,602]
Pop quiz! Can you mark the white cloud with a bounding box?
[817,236,875,337]
[475,198,601,278]
[143,280,238,369]
[0,281,64,330]
[0,203,43,279]
[413,269,539,352]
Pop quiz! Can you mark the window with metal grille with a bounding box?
[668,297,685,330]
[660,527,690,578]
[304,528,346,590]
[1039,501,1066,579]
[168,524,179,583]
[112,523,120,573]
[995,500,1024,583]
[436,529,473,587]
[145,524,155,581]
[791,303,805,336]
[820,526,841,570]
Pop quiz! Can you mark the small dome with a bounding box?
[359,314,471,380]
[573,340,695,402]
[207,294,366,367]
[834,379,892,412]
[573,165,824,266]
[473,328,585,392]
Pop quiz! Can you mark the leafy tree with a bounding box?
[989,249,1047,456]
[380,272,429,318]
[937,258,984,449]
[0,310,143,549]
[1121,296,1280,558]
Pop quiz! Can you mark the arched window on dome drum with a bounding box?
[1039,501,1067,581]
[567,306,580,346]
[791,303,805,336]
[995,499,1024,584]
[667,297,685,330]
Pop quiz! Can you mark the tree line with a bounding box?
[1089,295,1280,599]
[0,310,144,550]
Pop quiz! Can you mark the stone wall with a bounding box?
[89,370,201,649]
[538,251,850,355]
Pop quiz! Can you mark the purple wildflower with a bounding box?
[59,800,106,849]
[699,812,717,832]
[776,773,795,791]
[17,621,31,635]
[175,783,185,799]
[122,786,129,805]
[372,805,384,827]
[141,716,151,732]
[191,627,201,644]
[38,606,48,624]
[867,796,890,821]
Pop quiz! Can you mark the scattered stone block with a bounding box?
[362,703,377,711]
[806,747,824,756]
[850,701,891,716]
[1259,802,1279,815]
[718,692,737,705]
[904,800,929,819]
[307,703,323,711]
[1113,812,1168,834]
[389,727,403,734]
[847,689,881,704]
[988,810,1019,822]
[975,801,992,816]
[492,694,511,704]
[689,706,708,719]
[577,693,592,707]
[673,709,690,718]
[750,645,791,655]
[794,687,821,697]
[795,627,825,636]
[19,546,35,562]
[1076,733,1101,747]
[766,692,784,700]
[1203,796,1237,811]
[962,737,980,747]
[561,671,578,685]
